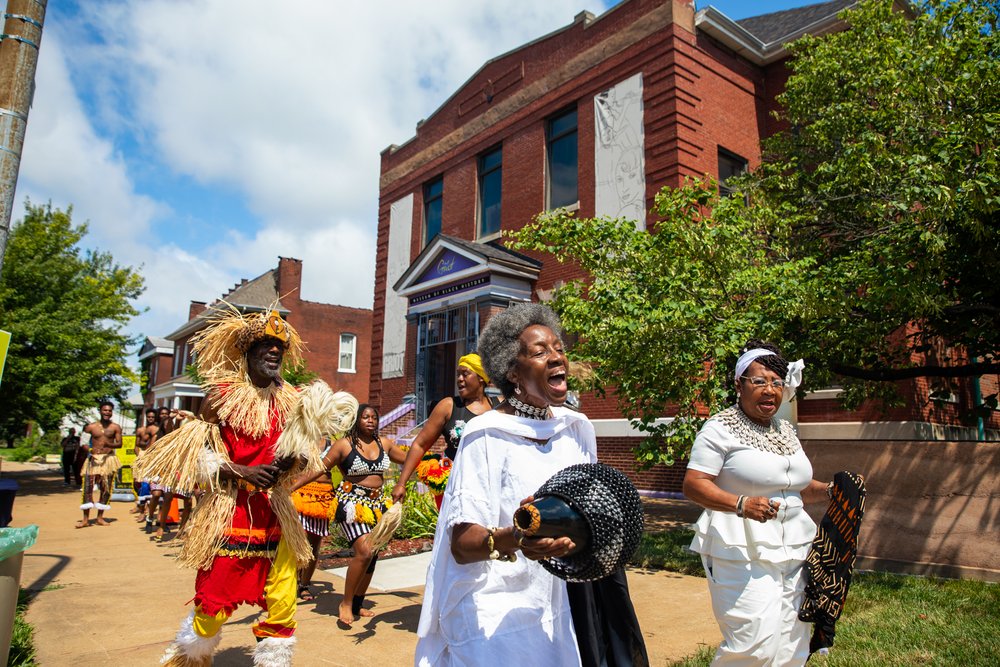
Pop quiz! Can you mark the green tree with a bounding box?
[0,202,145,444]
[281,359,319,386]
[509,0,999,465]
[754,0,1000,390]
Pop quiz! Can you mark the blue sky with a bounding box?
[13,1,827,354]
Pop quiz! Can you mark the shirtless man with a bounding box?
[132,408,160,520]
[77,401,123,528]
[157,406,176,436]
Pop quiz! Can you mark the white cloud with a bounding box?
[13,0,607,349]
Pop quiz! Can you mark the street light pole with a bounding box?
[0,0,46,273]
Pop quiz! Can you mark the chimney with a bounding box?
[276,257,303,304]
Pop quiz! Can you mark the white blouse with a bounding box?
[687,418,816,564]
[415,407,598,667]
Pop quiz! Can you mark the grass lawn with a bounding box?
[641,529,1000,666]
[8,589,36,666]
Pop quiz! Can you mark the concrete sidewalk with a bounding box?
[5,461,719,666]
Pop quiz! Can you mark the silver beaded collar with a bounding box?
[715,404,800,456]
[506,395,551,420]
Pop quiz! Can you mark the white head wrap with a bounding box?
[734,348,805,401]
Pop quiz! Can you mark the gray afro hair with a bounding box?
[478,303,563,398]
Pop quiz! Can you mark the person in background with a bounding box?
[290,438,337,602]
[78,401,123,528]
[132,408,159,519]
[60,427,82,487]
[157,406,176,435]
[683,339,833,666]
[391,353,497,507]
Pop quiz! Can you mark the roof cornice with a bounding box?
[695,2,858,66]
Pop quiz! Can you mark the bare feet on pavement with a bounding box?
[338,602,354,627]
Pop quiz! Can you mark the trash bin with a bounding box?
[0,525,38,665]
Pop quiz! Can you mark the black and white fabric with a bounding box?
[798,471,866,654]
[532,462,644,582]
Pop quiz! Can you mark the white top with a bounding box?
[687,418,816,563]
[415,407,598,667]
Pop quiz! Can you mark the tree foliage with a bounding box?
[0,202,145,441]
[755,0,1000,387]
[509,0,1000,465]
[281,359,319,386]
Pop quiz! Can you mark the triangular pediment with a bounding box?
[393,234,540,297]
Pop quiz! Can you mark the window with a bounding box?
[339,333,357,373]
[547,108,578,209]
[718,147,748,197]
[478,146,502,237]
[423,176,443,245]
[172,342,187,377]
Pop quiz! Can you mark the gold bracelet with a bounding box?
[487,527,499,560]
[487,527,517,562]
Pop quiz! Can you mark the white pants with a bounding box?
[701,555,811,667]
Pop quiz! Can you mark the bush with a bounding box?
[398,481,439,540]
[2,430,61,462]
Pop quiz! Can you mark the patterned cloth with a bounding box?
[798,471,867,653]
[333,480,390,545]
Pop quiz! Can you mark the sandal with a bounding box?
[298,585,315,602]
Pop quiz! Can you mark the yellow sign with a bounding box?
[0,330,10,386]
[115,435,137,490]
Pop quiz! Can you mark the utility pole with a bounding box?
[0,0,46,273]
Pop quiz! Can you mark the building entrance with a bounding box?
[415,304,478,421]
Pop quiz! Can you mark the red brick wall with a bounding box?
[275,257,373,401]
[598,436,687,493]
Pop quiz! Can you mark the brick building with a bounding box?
[141,256,372,413]
[371,0,998,493]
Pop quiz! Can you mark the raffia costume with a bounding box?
[135,307,357,667]
[79,451,121,512]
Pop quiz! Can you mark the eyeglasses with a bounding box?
[741,376,786,390]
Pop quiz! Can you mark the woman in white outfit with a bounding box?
[683,340,832,666]
[415,304,600,666]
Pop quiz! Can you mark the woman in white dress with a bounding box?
[416,303,624,666]
[683,340,833,666]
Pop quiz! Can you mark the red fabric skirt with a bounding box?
[194,554,272,616]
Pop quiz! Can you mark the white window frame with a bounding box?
[339,333,357,373]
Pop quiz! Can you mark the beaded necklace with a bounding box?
[715,404,800,456]
[506,395,551,420]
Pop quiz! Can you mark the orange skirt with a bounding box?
[291,481,335,520]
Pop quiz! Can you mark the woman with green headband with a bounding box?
[391,353,497,506]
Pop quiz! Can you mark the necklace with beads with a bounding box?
[506,395,551,420]
[715,404,800,456]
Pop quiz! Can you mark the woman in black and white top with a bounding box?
[310,404,407,627]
